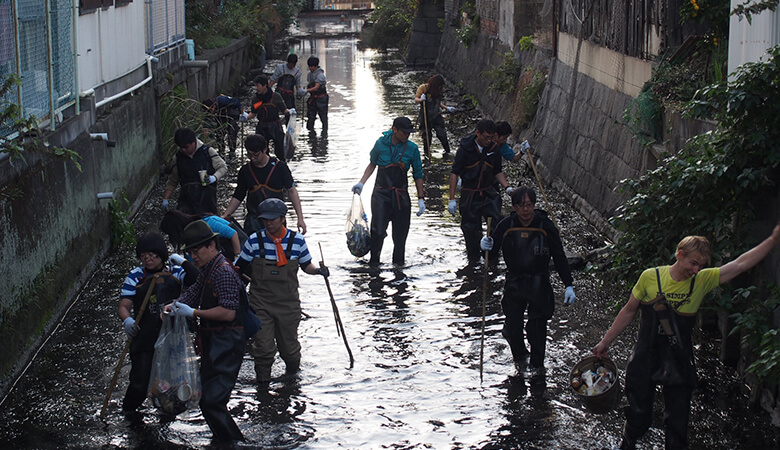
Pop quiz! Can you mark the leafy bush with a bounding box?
[160,85,208,161]
[109,191,136,252]
[363,0,418,51]
[482,51,521,95]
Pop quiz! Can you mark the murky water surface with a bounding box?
[1,17,779,450]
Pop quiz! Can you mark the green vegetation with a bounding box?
[362,0,417,51]
[731,286,780,383]
[482,51,521,95]
[518,69,546,128]
[518,35,535,52]
[159,85,208,161]
[186,0,303,53]
[454,2,479,48]
[0,74,81,171]
[109,191,136,252]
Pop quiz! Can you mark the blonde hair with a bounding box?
[676,235,711,264]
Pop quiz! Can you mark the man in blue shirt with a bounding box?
[352,117,425,266]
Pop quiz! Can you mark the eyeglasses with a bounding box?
[516,202,535,209]
[187,245,205,255]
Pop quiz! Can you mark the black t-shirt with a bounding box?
[231,159,295,202]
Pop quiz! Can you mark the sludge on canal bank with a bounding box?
[1,27,779,448]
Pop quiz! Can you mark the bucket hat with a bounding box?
[182,220,219,250]
[257,198,288,220]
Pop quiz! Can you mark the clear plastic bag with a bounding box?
[283,114,300,161]
[346,194,370,257]
[147,313,201,415]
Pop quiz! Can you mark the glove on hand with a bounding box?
[317,265,330,277]
[564,286,577,305]
[161,199,170,211]
[447,106,455,113]
[520,140,531,153]
[420,93,426,101]
[207,175,217,184]
[352,182,364,195]
[448,199,457,216]
[298,88,307,97]
[123,317,138,338]
[416,199,425,216]
[169,253,185,265]
[172,301,195,318]
[480,236,494,251]
[239,112,249,122]
[289,108,297,115]
[506,187,515,196]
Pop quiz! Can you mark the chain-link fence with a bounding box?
[1,0,75,135]
[148,0,186,55]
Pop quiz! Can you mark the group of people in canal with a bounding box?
[119,65,780,449]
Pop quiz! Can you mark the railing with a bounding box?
[146,0,185,55]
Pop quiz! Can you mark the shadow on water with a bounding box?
[1,16,779,450]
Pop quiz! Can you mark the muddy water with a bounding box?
[1,26,779,449]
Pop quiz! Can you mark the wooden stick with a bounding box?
[480,217,492,382]
[100,275,160,419]
[422,99,431,158]
[318,243,355,368]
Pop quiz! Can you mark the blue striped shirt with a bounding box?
[238,229,312,265]
[120,265,187,298]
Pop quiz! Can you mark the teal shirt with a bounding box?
[369,130,424,180]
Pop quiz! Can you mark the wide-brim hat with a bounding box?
[182,220,220,250]
[257,198,288,220]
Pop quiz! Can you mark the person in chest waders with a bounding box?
[351,117,425,266]
[247,74,294,162]
[118,232,198,413]
[414,74,455,155]
[163,220,247,443]
[235,198,329,387]
[304,56,328,134]
[448,119,512,263]
[162,128,227,215]
[479,187,576,374]
[593,223,780,450]
[221,134,307,237]
[269,53,303,128]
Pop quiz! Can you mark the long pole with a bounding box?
[318,243,355,368]
[525,143,558,229]
[100,275,160,419]
[479,217,492,382]
[422,99,431,158]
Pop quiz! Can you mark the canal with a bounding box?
[0,15,778,450]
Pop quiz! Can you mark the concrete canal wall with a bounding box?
[0,38,254,396]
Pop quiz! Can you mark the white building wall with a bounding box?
[728,0,780,74]
[77,3,147,92]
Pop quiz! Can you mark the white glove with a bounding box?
[457,178,462,190]
[298,88,307,97]
[233,255,240,265]
[506,187,515,196]
[289,108,297,115]
[480,236,493,251]
[448,199,457,216]
[420,93,426,101]
[161,199,169,211]
[520,140,531,153]
[171,301,195,318]
[239,112,249,122]
[352,182,364,195]
[207,175,217,184]
[564,286,577,305]
[416,199,425,216]
[123,317,138,338]
[170,253,185,265]
[447,106,455,113]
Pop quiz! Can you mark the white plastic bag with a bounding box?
[147,314,201,415]
[345,194,370,257]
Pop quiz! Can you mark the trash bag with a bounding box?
[346,193,370,257]
[283,113,300,161]
[147,313,201,415]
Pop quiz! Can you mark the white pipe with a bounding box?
[80,55,156,106]
[90,133,108,141]
[96,192,114,200]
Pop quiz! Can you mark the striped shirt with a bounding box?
[120,265,187,298]
[238,229,312,265]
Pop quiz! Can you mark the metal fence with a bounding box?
[0,0,75,134]
[147,0,185,55]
